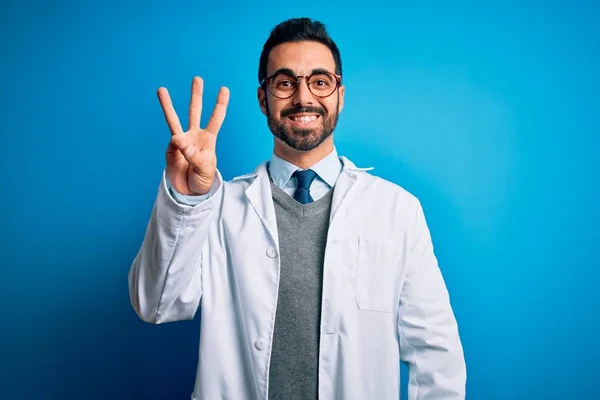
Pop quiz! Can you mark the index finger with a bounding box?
[157,87,184,136]
[205,87,230,135]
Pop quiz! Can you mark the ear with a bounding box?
[338,85,345,113]
[258,87,267,116]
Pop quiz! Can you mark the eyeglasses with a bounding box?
[260,70,342,99]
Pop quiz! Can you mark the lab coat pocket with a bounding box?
[355,236,397,313]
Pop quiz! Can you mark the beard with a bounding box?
[266,96,339,152]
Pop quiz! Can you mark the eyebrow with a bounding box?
[270,67,335,77]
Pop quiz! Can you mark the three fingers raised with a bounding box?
[158,77,229,136]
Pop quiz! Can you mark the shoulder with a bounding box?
[341,155,420,207]
[220,161,268,190]
[361,170,421,210]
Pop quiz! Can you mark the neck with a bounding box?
[274,137,334,169]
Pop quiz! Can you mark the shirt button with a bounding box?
[266,247,278,258]
[255,338,266,351]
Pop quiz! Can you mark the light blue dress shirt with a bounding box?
[169,147,343,206]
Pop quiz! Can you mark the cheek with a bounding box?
[269,99,291,118]
[322,100,337,115]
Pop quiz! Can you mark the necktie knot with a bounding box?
[293,169,317,189]
[292,169,317,204]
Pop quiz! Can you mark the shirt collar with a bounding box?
[268,147,342,189]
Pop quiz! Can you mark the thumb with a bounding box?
[170,135,206,171]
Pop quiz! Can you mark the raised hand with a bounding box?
[157,76,230,195]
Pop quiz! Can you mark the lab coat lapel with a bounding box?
[242,162,279,246]
[329,156,373,224]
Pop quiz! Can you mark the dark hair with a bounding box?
[258,17,342,85]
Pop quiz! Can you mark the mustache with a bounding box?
[280,106,326,118]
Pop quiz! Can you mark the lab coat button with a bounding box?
[266,247,278,258]
[255,338,266,351]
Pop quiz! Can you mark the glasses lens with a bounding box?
[268,72,338,98]
[308,73,337,97]
[269,73,297,98]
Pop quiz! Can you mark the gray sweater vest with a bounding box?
[267,180,334,400]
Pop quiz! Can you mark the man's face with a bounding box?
[258,41,345,152]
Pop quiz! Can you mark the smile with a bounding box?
[288,114,319,124]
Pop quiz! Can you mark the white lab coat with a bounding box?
[128,156,466,400]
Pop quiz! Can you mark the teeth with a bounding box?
[293,115,317,123]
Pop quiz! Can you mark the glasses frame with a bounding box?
[260,70,342,99]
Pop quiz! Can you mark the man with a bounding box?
[129,17,466,400]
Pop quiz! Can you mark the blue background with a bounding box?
[1,0,598,399]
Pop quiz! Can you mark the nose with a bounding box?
[291,77,314,106]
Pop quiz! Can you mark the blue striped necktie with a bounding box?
[292,169,317,204]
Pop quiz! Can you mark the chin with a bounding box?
[291,127,320,137]
[269,117,334,152]
[288,132,332,152]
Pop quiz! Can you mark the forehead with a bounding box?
[267,41,336,76]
